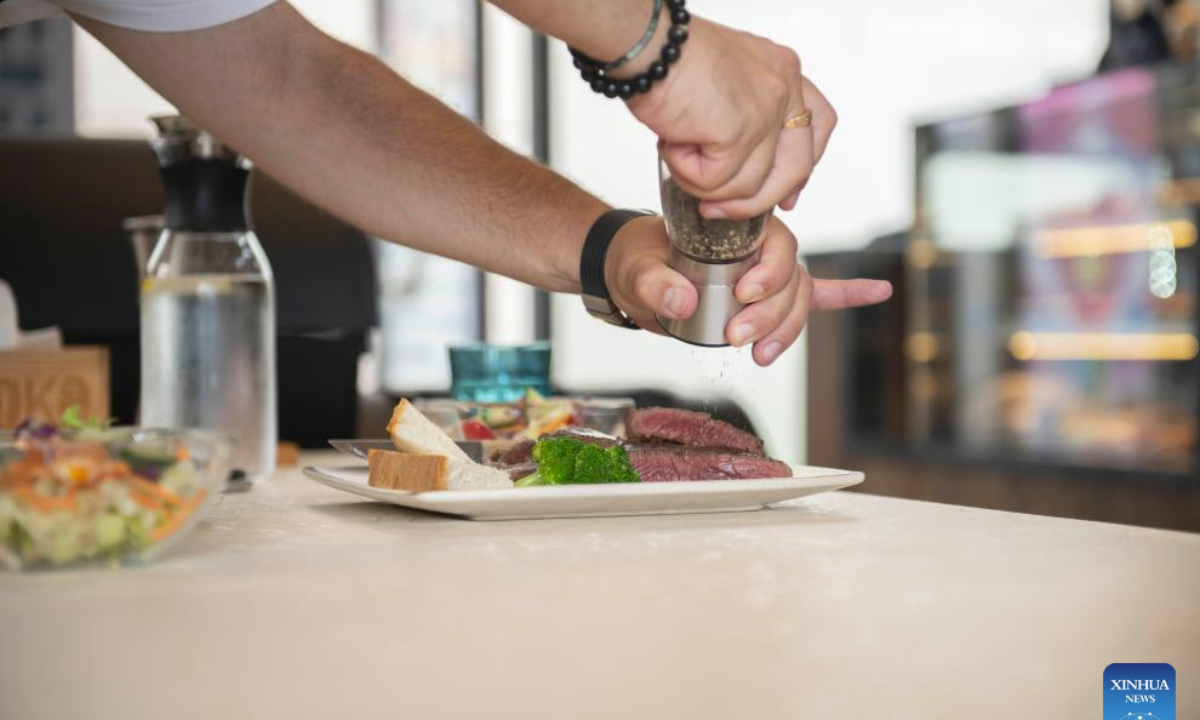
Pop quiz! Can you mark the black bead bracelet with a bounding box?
[570,0,689,100]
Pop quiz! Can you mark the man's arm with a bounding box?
[75,2,602,294]
[76,1,889,367]
[491,0,664,70]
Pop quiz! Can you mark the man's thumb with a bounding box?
[629,261,697,321]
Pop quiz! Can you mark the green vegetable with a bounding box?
[527,436,583,485]
[482,406,522,428]
[94,513,126,551]
[514,474,546,487]
[576,444,639,484]
[126,516,151,551]
[60,405,115,432]
[515,436,640,487]
[10,522,34,560]
[117,446,177,478]
[47,520,84,565]
[0,494,17,540]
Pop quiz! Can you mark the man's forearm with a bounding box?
[76,3,604,293]
[493,0,670,76]
[247,17,606,293]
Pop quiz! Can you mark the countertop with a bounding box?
[2,451,1198,719]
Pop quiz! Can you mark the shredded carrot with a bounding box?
[11,486,77,513]
[120,475,184,505]
[0,460,40,488]
[531,414,574,437]
[11,487,53,513]
[129,490,164,510]
[175,448,190,462]
[148,489,207,543]
[100,461,132,479]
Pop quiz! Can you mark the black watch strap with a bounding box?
[580,209,652,329]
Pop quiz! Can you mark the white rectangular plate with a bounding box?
[302,465,864,521]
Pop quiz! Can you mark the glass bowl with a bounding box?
[415,396,635,442]
[0,427,231,571]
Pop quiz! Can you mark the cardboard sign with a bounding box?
[0,347,110,429]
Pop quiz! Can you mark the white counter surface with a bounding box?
[3,452,1197,719]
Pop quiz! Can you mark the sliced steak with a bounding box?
[628,445,791,482]
[501,461,539,481]
[489,427,622,466]
[627,407,764,455]
[490,441,534,466]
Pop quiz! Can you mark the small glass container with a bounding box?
[448,342,552,403]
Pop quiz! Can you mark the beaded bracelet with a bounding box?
[569,0,690,100]
[586,0,663,74]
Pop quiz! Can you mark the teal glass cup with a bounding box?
[449,342,552,402]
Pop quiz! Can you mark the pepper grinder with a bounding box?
[656,154,771,346]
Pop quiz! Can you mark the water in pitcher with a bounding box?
[140,274,276,480]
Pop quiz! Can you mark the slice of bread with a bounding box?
[368,450,446,492]
[368,449,513,492]
[387,399,471,464]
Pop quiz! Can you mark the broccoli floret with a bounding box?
[571,444,608,484]
[517,436,641,486]
[529,436,585,485]
[513,472,548,487]
[572,444,640,484]
[602,445,640,483]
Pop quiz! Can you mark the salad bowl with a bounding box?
[0,425,231,571]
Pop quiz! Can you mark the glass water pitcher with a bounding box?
[139,115,277,482]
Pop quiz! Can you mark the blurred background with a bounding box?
[2,0,1197,529]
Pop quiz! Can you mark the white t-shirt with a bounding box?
[0,0,279,31]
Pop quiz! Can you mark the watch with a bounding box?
[580,209,653,329]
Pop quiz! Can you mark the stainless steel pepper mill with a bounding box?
[655,154,770,346]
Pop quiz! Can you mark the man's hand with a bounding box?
[605,216,892,366]
[627,18,835,220]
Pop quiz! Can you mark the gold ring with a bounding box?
[783,110,813,129]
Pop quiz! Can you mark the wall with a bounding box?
[0,16,74,134]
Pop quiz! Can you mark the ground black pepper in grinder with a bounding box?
[661,175,767,261]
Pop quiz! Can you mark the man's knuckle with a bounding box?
[765,75,789,104]
[717,124,744,150]
[776,46,802,76]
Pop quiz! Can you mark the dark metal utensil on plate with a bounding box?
[329,439,486,463]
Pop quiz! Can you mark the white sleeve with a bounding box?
[48,0,281,31]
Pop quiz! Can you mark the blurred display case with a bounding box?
[910,66,1199,478]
